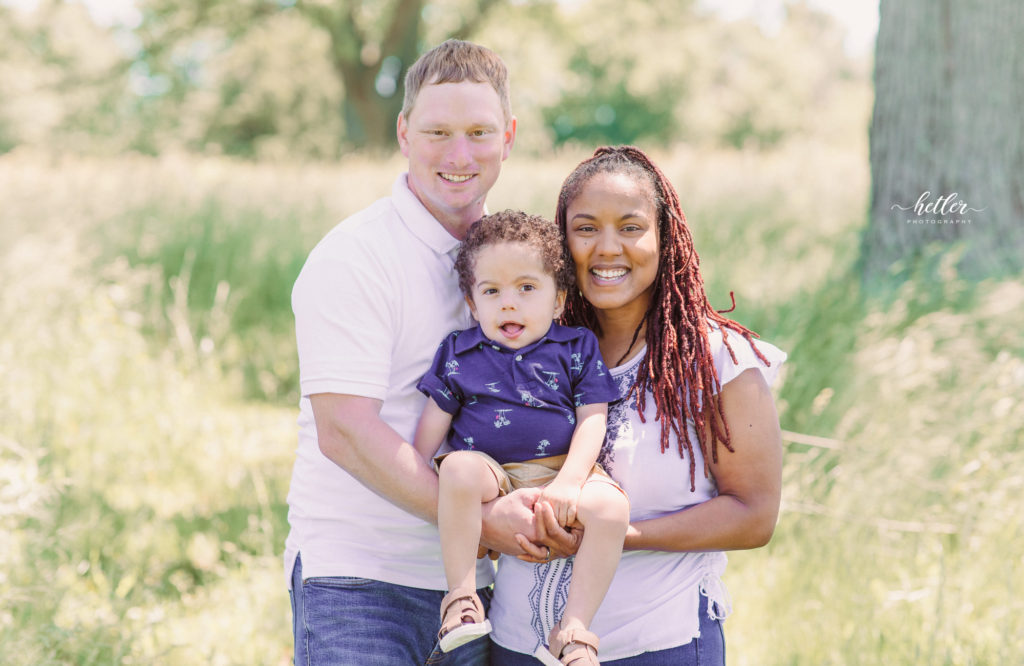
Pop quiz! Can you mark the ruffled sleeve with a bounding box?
[709,325,787,392]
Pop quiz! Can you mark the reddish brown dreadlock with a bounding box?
[555,146,770,490]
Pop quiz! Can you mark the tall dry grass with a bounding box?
[2,143,1021,665]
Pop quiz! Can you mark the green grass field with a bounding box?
[2,144,1021,664]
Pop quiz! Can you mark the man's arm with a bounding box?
[310,393,441,524]
[312,391,539,555]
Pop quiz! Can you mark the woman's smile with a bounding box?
[589,266,630,283]
[566,171,660,319]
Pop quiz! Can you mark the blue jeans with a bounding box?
[488,594,725,666]
[290,554,492,665]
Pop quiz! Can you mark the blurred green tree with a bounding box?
[543,50,680,148]
[682,4,861,150]
[0,0,870,160]
[0,0,132,154]
[133,0,512,153]
[536,1,862,151]
[537,0,691,148]
[864,0,1024,283]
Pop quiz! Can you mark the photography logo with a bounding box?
[892,191,985,225]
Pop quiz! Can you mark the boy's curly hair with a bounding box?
[455,210,573,299]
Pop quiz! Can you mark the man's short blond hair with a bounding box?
[401,40,511,124]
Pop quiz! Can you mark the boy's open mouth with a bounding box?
[499,322,524,337]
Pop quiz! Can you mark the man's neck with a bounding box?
[437,216,476,241]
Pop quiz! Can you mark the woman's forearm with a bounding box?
[625,369,783,553]
[624,490,779,552]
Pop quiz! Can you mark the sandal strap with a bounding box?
[561,646,599,666]
[439,588,484,635]
[550,626,600,664]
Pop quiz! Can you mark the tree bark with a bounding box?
[864,0,1024,283]
[139,0,505,153]
[327,0,422,152]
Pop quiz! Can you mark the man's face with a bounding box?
[397,81,516,239]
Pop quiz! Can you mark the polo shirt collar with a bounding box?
[392,173,462,258]
[453,323,587,355]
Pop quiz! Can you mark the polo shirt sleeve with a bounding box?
[415,333,463,416]
[571,329,621,406]
[292,240,395,400]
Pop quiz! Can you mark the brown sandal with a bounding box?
[533,624,601,665]
[437,588,491,653]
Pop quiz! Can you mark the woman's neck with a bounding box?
[594,307,648,368]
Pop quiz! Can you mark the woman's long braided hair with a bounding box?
[555,146,769,489]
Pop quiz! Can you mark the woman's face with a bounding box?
[564,170,660,320]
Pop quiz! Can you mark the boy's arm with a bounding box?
[540,402,607,526]
[415,396,545,558]
[412,397,454,461]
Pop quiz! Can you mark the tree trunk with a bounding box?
[332,0,422,152]
[864,0,1024,283]
[338,59,404,152]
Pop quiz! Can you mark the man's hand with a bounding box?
[515,499,583,563]
[480,487,543,556]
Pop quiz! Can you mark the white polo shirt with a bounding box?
[284,174,491,590]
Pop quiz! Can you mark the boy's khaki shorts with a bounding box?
[434,450,625,499]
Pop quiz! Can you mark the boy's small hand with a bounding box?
[540,479,580,527]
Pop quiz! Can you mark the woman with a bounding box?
[487,146,786,665]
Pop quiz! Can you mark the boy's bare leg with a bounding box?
[560,482,629,631]
[437,451,501,591]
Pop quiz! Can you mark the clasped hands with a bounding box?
[478,486,583,564]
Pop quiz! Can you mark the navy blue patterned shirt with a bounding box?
[417,323,620,464]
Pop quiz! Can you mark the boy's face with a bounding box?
[397,80,516,240]
[466,242,566,350]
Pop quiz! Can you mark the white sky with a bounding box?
[4,0,879,56]
[699,0,879,55]
[2,0,140,26]
[82,0,142,27]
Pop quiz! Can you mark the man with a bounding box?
[286,40,529,664]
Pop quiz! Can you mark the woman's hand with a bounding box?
[515,499,583,563]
